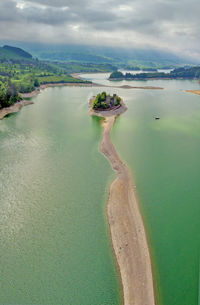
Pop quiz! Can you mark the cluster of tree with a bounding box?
[17,81,36,93]
[0,81,22,109]
[109,71,124,79]
[142,67,158,71]
[93,92,121,109]
[109,66,200,80]
[169,66,200,78]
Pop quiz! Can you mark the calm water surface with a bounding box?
[0,87,121,305]
[83,73,200,305]
[111,88,200,305]
[1,74,200,305]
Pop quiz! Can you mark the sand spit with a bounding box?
[116,85,163,90]
[90,102,155,305]
[185,90,200,96]
[0,100,34,120]
[72,73,164,90]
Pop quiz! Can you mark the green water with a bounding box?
[1,76,200,305]
[0,87,121,305]
[81,73,200,304]
[110,87,200,305]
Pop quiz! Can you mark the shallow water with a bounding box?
[0,87,121,305]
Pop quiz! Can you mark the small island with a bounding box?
[89,91,127,117]
[93,92,121,110]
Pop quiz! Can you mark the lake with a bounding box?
[1,74,200,305]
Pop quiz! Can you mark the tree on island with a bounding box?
[93,92,121,109]
[109,71,124,79]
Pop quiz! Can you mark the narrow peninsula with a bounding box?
[89,92,155,305]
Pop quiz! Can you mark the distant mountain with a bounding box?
[0,41,199,67]
[0,45,32,60]
[3,42,198,67]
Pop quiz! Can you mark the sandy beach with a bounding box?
[0,100,34,120]
[90,102,155,305]
[185,90,200,96]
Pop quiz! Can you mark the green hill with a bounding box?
[0,45,32,60]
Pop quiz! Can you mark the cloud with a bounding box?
[0,0,200,58]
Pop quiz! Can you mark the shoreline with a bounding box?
[21,82,96,98]
[0,81,96,120]
[90,104,155,304]
[0,100,34,120]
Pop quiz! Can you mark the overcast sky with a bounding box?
[0,0,199,58]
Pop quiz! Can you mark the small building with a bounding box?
[113,94,117,105]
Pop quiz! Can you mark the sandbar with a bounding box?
[90,101,156,305]
[72,73,164,90]
[185,90,200,96]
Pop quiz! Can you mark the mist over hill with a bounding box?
[1,41,199,68]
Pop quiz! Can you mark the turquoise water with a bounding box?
[0,87,121,305]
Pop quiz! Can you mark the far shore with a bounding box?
[89,99,156,305]
[72,73,164,90]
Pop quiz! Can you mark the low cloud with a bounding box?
[0,0,200,59]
